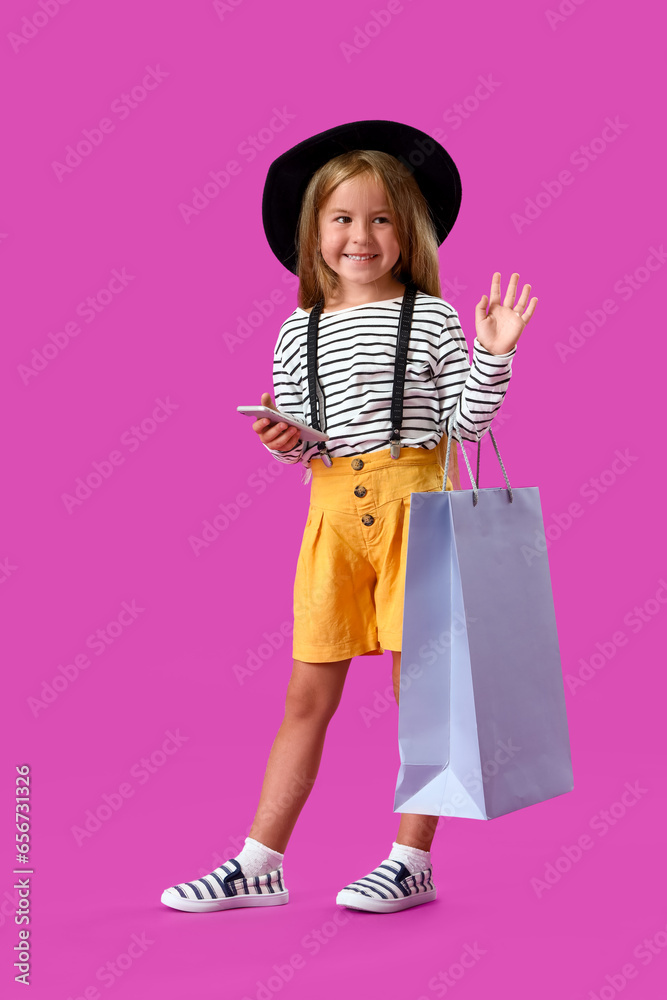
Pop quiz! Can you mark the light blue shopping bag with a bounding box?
[394,422,574,820]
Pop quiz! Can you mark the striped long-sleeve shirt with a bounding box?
[262,290,516,477]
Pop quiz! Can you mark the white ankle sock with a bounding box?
[233,837,285,878]
[388,841,432,875]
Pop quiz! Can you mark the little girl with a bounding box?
[162,119,537,915]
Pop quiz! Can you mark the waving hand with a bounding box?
[475,272,538,355]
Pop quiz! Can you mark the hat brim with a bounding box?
[262,119,462,274]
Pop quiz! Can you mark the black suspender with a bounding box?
[305,296,331,465]
[389,281,417,458]
[306,282,418,466]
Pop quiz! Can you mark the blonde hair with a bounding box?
[295,149,442,309]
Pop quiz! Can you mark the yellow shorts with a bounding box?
[292,444,453,662]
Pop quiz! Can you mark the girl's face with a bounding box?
[318,175,401,292]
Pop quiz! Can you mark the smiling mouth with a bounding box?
[345,254,378,261]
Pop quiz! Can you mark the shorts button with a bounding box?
[361,514,374,526]
[354,486,367,498]
[351,458,364,470]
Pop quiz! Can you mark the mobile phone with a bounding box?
[237,405,329,443]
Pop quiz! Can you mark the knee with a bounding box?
[284,681,340,724]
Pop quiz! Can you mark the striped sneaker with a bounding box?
[161,858,289,912]
[336,859,437,913]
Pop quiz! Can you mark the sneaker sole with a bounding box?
[335,887,437,913]
[161,889,289,912]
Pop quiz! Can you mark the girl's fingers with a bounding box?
[523,296,538,323]
[502,273,520,308]
[273,427,300,450]
[488,272,501,306]
[475,294,489,321]
[268,424,298,444]
[253,416,277,433]
[514,282,531,314]
[266,421,286,438]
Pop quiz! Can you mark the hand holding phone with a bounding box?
[250,392,305,452]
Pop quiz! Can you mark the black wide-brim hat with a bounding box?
[262,119,462,274]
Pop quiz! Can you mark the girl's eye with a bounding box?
[333,215,392,224]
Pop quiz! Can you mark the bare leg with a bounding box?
[391,650,439,852]
[248,657,352,854]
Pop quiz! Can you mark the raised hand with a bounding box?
[475,273,538,355]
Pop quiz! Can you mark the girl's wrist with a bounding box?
[474,337,516,358]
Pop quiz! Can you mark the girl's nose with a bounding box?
[351,222,372,243]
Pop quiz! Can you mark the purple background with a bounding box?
[2,1,665,998]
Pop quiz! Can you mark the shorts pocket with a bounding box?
[402,465,447,502]
[303,506,322,532]
[294,507,324,618]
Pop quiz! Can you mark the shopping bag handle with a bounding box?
[443,417,513,505]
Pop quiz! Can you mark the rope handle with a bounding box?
[442,417,513,506]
